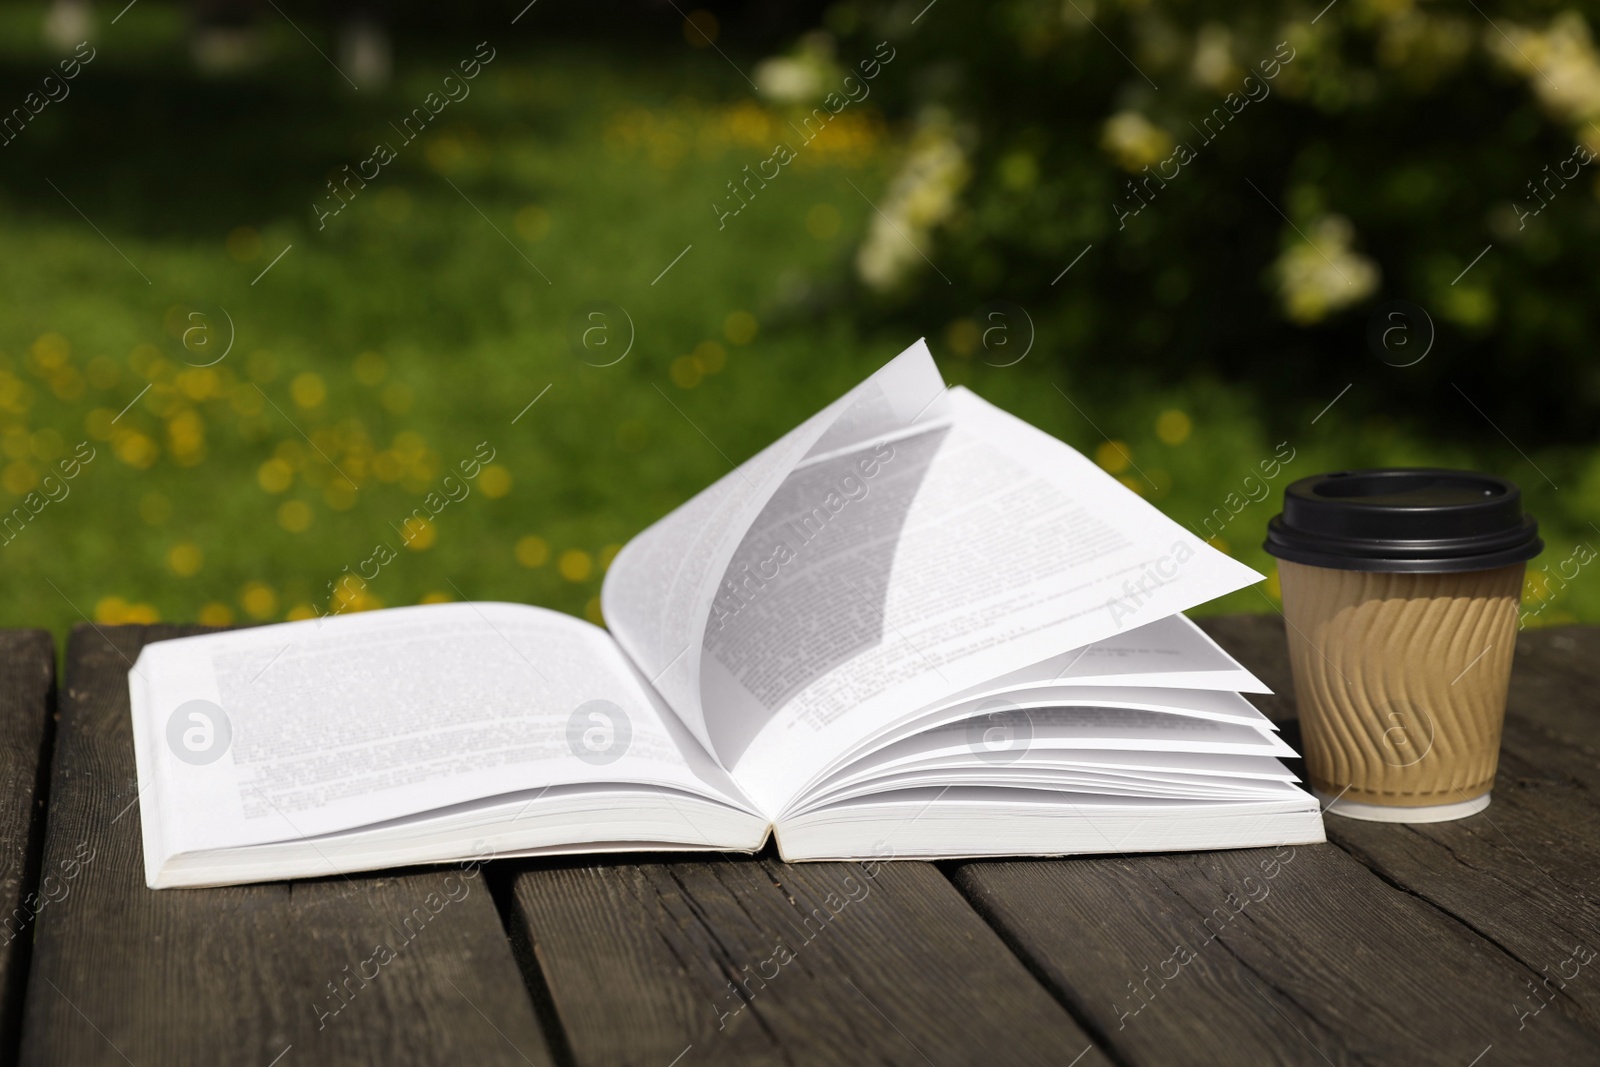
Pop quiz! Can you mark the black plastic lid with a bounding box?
[1263,468,1542,573]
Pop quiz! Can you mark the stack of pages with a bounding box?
[129,340,1324,888]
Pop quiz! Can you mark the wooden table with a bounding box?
[0,616,1596,1065]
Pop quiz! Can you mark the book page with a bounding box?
[751,614,1273,780]
[901,685,1277,731]
[795,707,1293,804]
[995,614,1272,693]
[773,787,1324,863]
[818,749,1300,791]
[706,386,1266,813]
[800,767,1301,811]
[601,339,948,759]
[129,603,751,852]
[823,708,1296,768]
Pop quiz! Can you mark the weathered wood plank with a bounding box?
[1501,625,1600,755]
[18,624,554,1067]
[0,630,56,1064]
[1207,615,1600,1043]
[1203,618,1600,922]
[952,842,1600,1066]
[1327,742,1600,1037]
[1312,624,1600,1038]
[507,853,1104,1066]
[936,614,1600,1064]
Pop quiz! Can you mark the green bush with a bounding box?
[788,0,1600,445]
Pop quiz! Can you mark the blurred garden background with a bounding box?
[3,0,1600,645]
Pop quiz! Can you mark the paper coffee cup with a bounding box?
[1264,469,1542,822]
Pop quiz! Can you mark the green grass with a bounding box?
[2,4,1596,644]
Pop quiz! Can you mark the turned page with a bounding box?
[128,603,748,853]
[601,340,948,759]
[909,614,1273,705]
[704,387,1267,814]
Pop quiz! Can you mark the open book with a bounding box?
[129,340,1324,888]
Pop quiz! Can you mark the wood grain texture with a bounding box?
[1499,625,1600,752]
[17,612,1600,1065]
[508,853,1103,1067]
[0,631,55,1066]
[1322,624,1600,1038]
[18,624,553,1067]
[1203,615,1600,1048]
[952,842,1600,1066]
